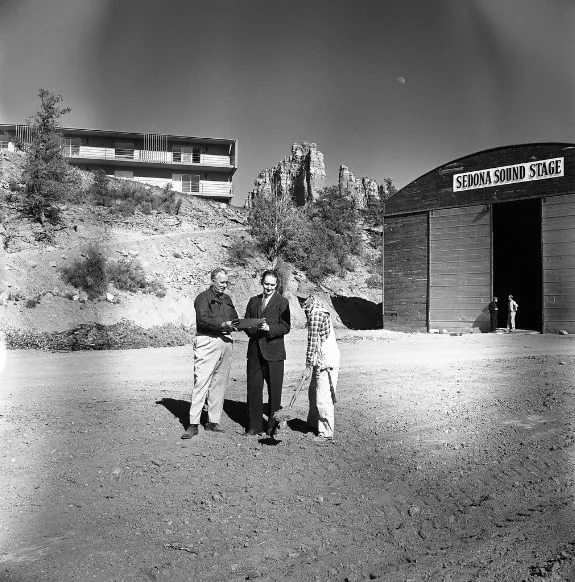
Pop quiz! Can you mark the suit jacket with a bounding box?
[244,292,291,361]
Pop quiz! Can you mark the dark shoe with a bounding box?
[266,419,278,437]
[205,422,224,433]
[181,424,198,439]
[244,428,262,436]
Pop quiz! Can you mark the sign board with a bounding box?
[453,157,564,192]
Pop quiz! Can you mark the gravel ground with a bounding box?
[1,330,574,582]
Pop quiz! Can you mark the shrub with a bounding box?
[227,237,258,266]
[148,278,167,298]
[247,190,301,263]
[292,186,363,281]
[107,259,147,292]
[91,169,112,206]
[24,295,41,308]
[60,245,108,298]
[366,274,382,289]
[92,178,182,216]
[367,250,383,274]
[8,178,20,192]
[139,201,153,215]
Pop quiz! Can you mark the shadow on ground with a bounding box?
[156,398,250,431]
[223,399,249,429]
[331,295,382,329]
[155,398,190,428]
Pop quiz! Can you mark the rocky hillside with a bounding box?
[0,150,384,349]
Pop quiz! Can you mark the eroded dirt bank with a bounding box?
[1,330,575,582]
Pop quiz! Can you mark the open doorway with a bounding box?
[492,198,542,331]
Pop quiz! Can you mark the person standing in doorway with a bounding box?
[294,280,340,443]
[182,268,238,439]
[244,270,291,436]
[507,294,519,332]
[488,296,499,332]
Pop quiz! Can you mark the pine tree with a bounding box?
[20,89,74,224]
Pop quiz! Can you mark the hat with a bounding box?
[294,280,316,299]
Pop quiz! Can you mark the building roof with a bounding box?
[0,123,237,146]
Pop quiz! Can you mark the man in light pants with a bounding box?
[507,294,519,333]
[182,268,238,439]
[295,280,340,443]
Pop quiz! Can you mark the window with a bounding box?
[63,137,81,155]
[173,144,202,163]
[115,141,134,159]
[181,173,200,193]
[0,134,10,149]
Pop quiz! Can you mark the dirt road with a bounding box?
[1,330,575,582]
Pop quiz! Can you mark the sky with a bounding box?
[0,0,574,206]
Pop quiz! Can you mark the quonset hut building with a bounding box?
[383,143,575,334]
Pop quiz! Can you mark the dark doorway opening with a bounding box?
[492,198,542,331]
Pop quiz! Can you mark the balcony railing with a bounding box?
[124,175,233,199]
[62,145,235,167]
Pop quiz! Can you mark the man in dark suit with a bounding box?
[244,269,291,436]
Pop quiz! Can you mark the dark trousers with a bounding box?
[490,311,498,332]
[246,345,284,432]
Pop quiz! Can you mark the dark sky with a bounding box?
[0,0,573,205]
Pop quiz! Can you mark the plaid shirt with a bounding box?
[303,296,330,367]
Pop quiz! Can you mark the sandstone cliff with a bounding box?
[246,142,326,207]
[338,165,380,208]
[247,143,390,209]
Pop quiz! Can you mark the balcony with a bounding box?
[124,175,233,200]
[63,145,235,168]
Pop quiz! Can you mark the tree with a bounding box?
[363,177,397,227]
[247,188,302,265]
[301,185,363,279]
[20,88,74,224]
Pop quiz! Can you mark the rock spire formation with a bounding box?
[247,142,391,209]
[338,165,380,208]
[246,142,326,207]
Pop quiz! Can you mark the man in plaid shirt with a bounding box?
[295,280,340,442]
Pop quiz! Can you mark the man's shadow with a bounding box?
[155,398,312,439]
[287,418,314,434]
[155,397,249,430]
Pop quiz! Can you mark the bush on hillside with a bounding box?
[227,237,259,266]
[366,274,382,289]
[247,185,365,283]
[247,190,302,263]
[290,186,363,281]
[60,244,108,299]
[106,259,147,292]
[60,246,167,299]
[91,169,111,206]
[90,176,182,217]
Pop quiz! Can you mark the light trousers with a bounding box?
[307,365,339,438]
[507,312,516,331]
[190,334,233,425]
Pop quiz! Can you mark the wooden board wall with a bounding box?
[542,194,575,333]
[429,206,491,331]
[383,213,428,331]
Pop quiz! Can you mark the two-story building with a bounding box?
[0,125,237,203]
